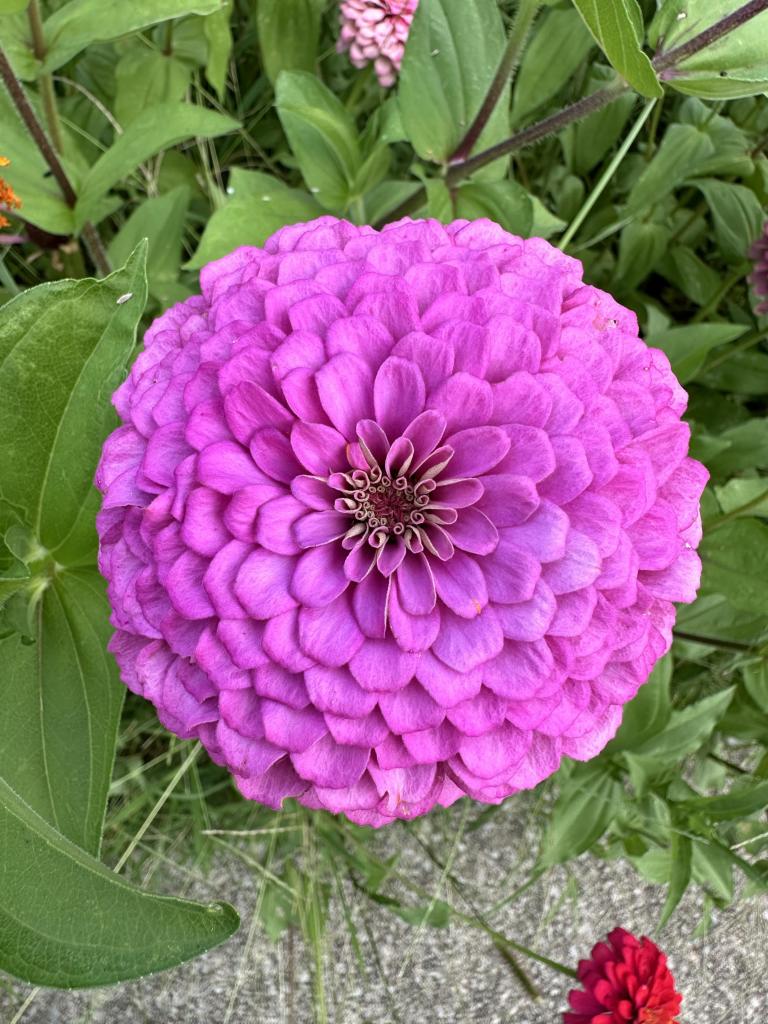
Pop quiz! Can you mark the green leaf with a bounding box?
[75,103,239,228]
[605,655,672,754]
[659,830,691,928]
[186,169,323,269]
[0,0,30,13]
[743,658,768,710]
[0,569,123,854]
[570,0,662,98]
[0,775,239,987]
[0,244,148,563]
[512,6,594,126]
[700,519,768,612]
[701,352,768,396]
[41,0,226,73]
[561,66,636,175]
[629,688,735,764]
[0,89,74,234]
[616,221,671,291]
[658,246,721,307]
[108,187,190,305]
[647,322,748,383]
[256,0,323,85]
[456,181,534,236]
[275,71,361,212]
[692,179,764,263]
[114,49,192,127]
[627,123,714,214]
[714,479,768,520]
[680,779,768,821]
[692,840,733,903]
[539,764,621,866]
[705,420,768,478]
[399,0,510,169]
[651,0,768,99]
[203,1,232,99]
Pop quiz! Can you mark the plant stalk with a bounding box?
[27,0,64,154]
[559,98,656,251]
[0,41,111,276]
[450,0,542,162]
[655,0,768,73]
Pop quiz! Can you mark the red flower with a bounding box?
[564,928,683,1024]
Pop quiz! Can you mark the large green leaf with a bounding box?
[691,179,764,263]
[0,569,123,855]
[41,0,226,73]
[187,168,323,269]
[648,322,748,383]
[0,244,148,563]
[604,655,672,754]
[700,519,768,611]
[539,764,621,866]
[398,0,510,168]
[629,688,736,763]
[0,775,239,987]
[571,0,662,98]
[651,0,768,99]
[275,71,362,212]
[256,0,323,84]
[75,104,240,228]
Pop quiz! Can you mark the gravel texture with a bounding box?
[2,800,766,1024]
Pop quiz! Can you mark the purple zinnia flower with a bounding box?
[749,220,768,314]
[337,0,418,88]
[96,217,707,827]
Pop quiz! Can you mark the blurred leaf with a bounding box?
[539,764,621,866]
[114,49,192,127]
[657,246,720,307]
[0,775,239,987]
[605,655,672,754]
[616,221,671,290]
[743,659,768,710]
[529,196,566,239]
[275,70,361,212]
[692,179,764,262]
[186,169,322,269]
[0,0,29,11]
[706,420,768,477]
[256,0,322,85]
[648,322,747,383]
[399,0,510,169]
[0,244,148,562]
[680,779,768,820]
[629,688,736,763]
[456,181,534,236]
[692,840,733,903]
[702,519,768,611]
[701,352,768,396]
[75,103,239,228]
[652,0,768,99]
[513,6,594,125]
[203,0,232,99]
[659,830,691,927]
[0,569,123,854]
[364,180,422,224]
[41,0,226,73]
[108,187,190,304]
[571,0,662,98]
[714,479,768,520]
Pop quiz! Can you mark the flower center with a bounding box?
[336,467,433,539]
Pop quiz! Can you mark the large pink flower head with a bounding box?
[96,217,706,827]
[337,0,418,87]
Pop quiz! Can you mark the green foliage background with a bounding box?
[1,0,767,1009]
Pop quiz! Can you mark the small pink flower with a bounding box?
[338,0,419,87]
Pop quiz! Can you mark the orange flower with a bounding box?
[0,156,22,229]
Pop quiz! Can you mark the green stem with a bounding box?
[559,98,656,251]
[450,0,542,162]
[673,631,755,652]
[28,0,64,154]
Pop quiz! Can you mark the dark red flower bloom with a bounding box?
[564,928,682,1024]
